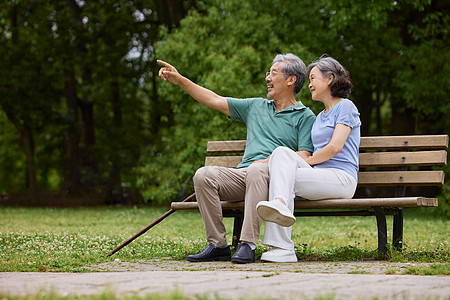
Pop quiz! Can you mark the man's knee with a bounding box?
[193,166,219,189]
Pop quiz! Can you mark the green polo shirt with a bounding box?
[227,97,316,168]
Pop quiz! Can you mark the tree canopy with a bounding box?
[0,0,448,212]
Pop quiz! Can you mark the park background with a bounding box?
[0,0,449,216]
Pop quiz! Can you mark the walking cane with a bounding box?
[106,193,196,257]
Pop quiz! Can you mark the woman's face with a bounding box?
[308,66,331,101]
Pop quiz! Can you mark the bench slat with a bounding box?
[206,150,448,168]
[359,150,447,167]
[202,162,445,186]
[171,197,438,211]
[358,170,445,186]
[205,156,243,167]
[207,140,246,153]
[359,135,449,150]
[206,135,449,153]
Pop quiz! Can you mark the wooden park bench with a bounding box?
[171,135,448,256]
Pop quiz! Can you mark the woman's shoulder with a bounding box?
[339,99,359,112]
[340,98,356,107]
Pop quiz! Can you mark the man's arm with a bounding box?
[157,60,231,116]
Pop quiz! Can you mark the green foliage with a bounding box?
[395,10,450,133]
[137,0,450,209]
[0,1,174,201]
[0,0,448,210]
[137,0,315,203]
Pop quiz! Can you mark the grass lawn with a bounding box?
[0,206,448,273]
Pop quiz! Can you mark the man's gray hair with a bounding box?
[272,53,307,94]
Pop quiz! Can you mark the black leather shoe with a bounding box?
[231,243,255,264]
[186,243,231,262]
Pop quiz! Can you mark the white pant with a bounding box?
[262,146,357,251]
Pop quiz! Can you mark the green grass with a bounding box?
[402,263,450,275]
[0,207,448,272]
[0,290,195,300]
[0,290,341,300]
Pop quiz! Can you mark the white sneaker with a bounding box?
[256,200,296,227]
[261,248,297,263]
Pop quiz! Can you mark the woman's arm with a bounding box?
[305,123,352,165]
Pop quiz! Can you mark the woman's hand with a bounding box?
[296,151,311,161]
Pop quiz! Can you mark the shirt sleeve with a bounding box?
[227,97,251,123]
[297,110,316,152]
[336,100,361,129]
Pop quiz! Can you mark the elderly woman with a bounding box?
[256,56,361,263]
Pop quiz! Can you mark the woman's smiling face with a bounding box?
[308,66,331,101]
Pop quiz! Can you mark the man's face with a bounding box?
[266,61,288,100]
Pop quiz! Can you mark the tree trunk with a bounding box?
[21,125,38,203]
[58,0,98,193]
[109,80,123,203]
[78,99,95,146]
[155,0,187,29]
[3,108,38,203]
[5,4,38,203]
[63,68,82,193]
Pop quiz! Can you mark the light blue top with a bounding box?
[228,97,316,168]
[311,99,361,180]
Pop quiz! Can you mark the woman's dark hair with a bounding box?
[307,56,353,98]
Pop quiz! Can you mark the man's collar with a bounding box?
[291,101,306,110]
[268,100,306,111]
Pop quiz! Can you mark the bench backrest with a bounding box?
[205,135,448,187]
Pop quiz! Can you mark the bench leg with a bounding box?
[373,207,387,257]
[392,208,404,251]
[232,214,244,249]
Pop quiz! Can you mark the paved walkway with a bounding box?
[1,260,449,299]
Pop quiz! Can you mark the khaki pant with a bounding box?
[193,163,269,247]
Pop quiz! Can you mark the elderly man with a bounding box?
[158,53,315,264]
